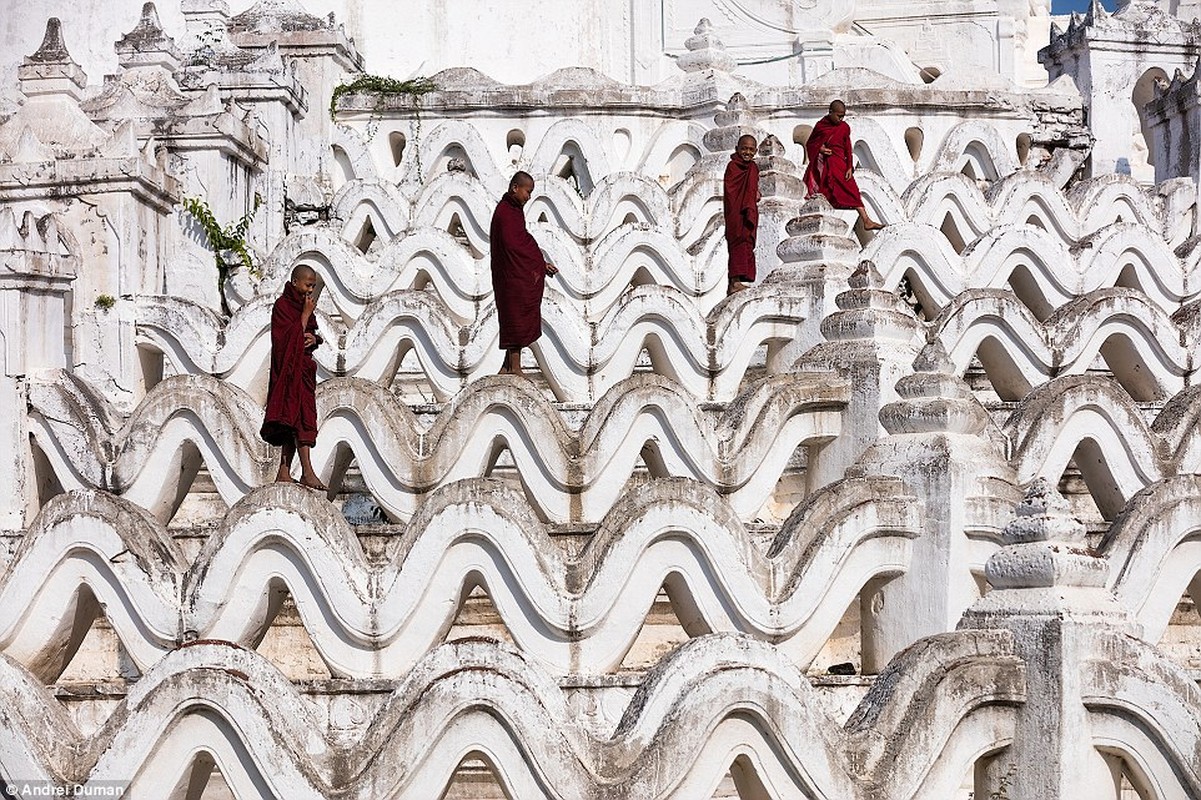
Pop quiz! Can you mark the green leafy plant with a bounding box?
[182,194,262,316]
[329,74,436,122]
[329,74,436,171]
[94,294,116,310]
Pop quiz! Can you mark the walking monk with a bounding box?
[724,134,760,295]
[490,171,558,375]
[261,263,327,490]
[804,100,885,231]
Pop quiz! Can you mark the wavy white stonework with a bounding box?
[228,169,1189,327]
[0,478,919,678]
[0,635,1028,799]
[924,287,1191,401]
[26,370,848,522]
[137,284,808,403]
[5,2,1201,796]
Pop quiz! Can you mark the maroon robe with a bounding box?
[490,192,547,349]
[803,116,864,209]
[261,281,321,447]
[723,155,760,282]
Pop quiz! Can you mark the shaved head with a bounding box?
[737,134,758,147]
[829,99,846,114]
[291,264,317,282]
[509,170,534,191]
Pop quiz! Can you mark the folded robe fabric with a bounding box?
[490,191,547,350]
[803,115,864,209]
[261,280,321,447]
[723,155,760,282]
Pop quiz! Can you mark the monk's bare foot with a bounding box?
[727,280,750,296]
[275,468,294,483]
[299,474,328,492]
[862,221,886,231]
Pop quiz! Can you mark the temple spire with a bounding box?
[27,18,72,64]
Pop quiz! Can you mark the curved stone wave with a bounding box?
[137,284,807,403]
[1101,475,1201,643]
[0,634,1028,799]
[1003,375,1201,520]
[923,287,1191,401]
[0,476,918,678]
[25,371,848,522]
[866,221,1190,316]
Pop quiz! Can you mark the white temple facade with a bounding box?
[1,0,1200,797]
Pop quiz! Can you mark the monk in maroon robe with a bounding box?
[803,100,885,231]
[724,134,761,295]
[490,171,557,375]
[261,263,326,489]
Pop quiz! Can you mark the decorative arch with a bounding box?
[932,121,1020,180]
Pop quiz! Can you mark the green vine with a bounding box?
[329,75,436,122]
[182,193,262,316]
[329,74,436,172]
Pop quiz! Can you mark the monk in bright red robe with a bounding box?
[490,171,557,375]
[724,134,761,295]
[261,263,327,489]
[804,100,885,231]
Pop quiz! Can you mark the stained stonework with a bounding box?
[0,1,1200,798]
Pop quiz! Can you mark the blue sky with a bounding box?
[1051,0,1115,11]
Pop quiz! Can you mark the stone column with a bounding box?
[768,196,860,365]
[0,375,27,530]
[753,134,806,285]
[1145,58,1201,185]
[675,18,745,104]
[850,344,1017,672]
[0,209,77,529]
[960,479,1136,799]
[794,261,921,491]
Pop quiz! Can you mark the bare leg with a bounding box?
[856,207,885,231]
[275,442,296,483]
[297,444,327,491]
[498,348,524,376]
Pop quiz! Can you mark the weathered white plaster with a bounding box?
[0,0,1200,797]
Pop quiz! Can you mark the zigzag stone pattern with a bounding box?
[0,479,919,679]
[137,284,811,403]
[27,371,847,522]
[2,1,1201,797]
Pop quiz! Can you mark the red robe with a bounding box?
[490,192,547,349]
[723,155,760,282]
[803,116,864,209]
[261,281,321,447]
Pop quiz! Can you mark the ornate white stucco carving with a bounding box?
[0,1,1199,798]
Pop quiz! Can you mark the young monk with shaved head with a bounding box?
[490,170,558,375]
[804,100,885,232]
[723,134,761,295]
[261,263,327,490]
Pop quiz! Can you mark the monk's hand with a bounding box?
[820,145,833,156]
[304,333,317,348]
[845,167,853,180]
[302,292,317,317]
[544,262,558,276]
